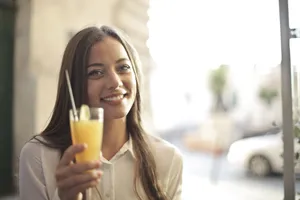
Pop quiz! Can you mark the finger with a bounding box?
[77,192,83,200]
[58,170,102,190]
[57,161,101,180]
[66,179,100,199]
[59,144,87,167]
[59,190,84,200]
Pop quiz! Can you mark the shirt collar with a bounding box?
[100,134,136,163]
[125,134,136,159]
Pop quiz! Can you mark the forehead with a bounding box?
[88,36,129,63]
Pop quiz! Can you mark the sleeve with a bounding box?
[18,142,56,200]
[166,148,183,200]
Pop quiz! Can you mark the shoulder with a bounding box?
[146,134,182,158]
[145,134,183,170]
[20,138,43,161]
[19,136,61,199]
[20,136,58,156]
[20,136,61,168]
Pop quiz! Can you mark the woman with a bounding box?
[19,25,183,200]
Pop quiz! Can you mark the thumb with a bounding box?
[77,192,83,200]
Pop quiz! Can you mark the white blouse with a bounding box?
[18,134,183,200]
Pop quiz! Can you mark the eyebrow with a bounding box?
[87,58,130,68]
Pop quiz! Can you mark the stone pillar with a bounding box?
[13,0,35,169]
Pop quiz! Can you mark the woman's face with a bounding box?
[87,36,137,120]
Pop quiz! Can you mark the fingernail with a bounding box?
[94,160,101,166]
[91,170,98,177]
[97,171,103,177]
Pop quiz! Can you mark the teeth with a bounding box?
[103,95,124,101]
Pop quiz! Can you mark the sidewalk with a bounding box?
[182,174,283,200]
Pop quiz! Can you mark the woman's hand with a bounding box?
[55,144,102,200]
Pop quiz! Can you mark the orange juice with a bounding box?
[70,120,103,162]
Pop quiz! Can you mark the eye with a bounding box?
[87,70,104,78]
[118,64,131,73]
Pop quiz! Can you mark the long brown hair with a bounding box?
[35,26,168,200]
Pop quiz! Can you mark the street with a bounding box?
[163,136,300,200]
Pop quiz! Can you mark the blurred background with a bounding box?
[1,0,300,199]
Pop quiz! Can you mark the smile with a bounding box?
[102,95,124,101]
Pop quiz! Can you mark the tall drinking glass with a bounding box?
[69,107,104,199]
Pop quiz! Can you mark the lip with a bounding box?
[100,93,128,106]
[101,93,126,99]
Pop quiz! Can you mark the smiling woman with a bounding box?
[18,25,183,200]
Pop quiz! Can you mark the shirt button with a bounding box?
[106,193,110,198]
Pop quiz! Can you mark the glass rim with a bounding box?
[69,107,104,121]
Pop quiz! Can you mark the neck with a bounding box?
[102,118,128,160]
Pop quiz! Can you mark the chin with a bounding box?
[104,111,128,120]
[100,101,134,120]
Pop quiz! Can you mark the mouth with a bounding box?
[101,93,127,102]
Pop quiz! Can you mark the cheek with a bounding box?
[87,81,102,103]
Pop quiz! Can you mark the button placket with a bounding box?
[102,163,112,199]
[111,164,115,199]
[104,165,114,199]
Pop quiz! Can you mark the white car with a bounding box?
[227,130,300,176]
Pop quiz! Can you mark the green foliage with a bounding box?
[208,65,229,112]
[209,65,229,96]
[294,125,300,138]
[294,117,300,138]
[258,87,278,106]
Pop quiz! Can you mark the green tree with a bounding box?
[208,64,229,112]
[258,87,278,106]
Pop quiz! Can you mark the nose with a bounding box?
[106,71,123,90]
